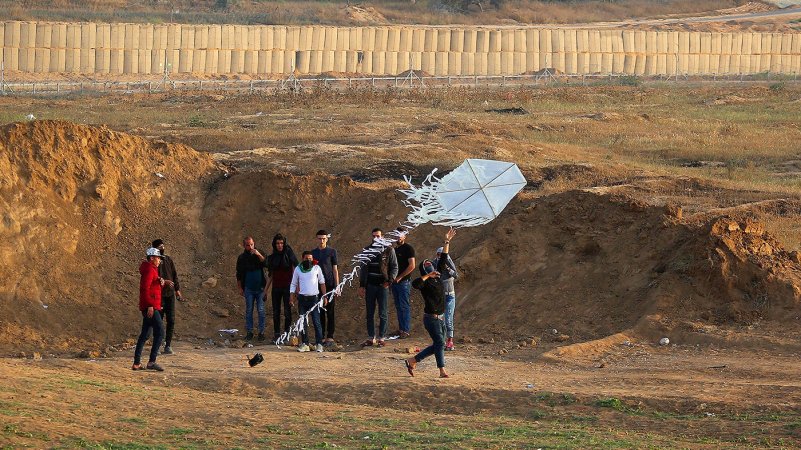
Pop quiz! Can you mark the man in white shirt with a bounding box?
[290,251,327,352]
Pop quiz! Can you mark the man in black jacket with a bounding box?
[358,228,398,348]
[236,236,267,342]
[152,239,183,355]
[404,228,456,378]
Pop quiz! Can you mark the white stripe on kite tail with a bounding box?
[275,169,477,347]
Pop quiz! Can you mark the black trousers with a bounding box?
[161,292,176,347]
[319,292,335,339]
[271,287,292,338]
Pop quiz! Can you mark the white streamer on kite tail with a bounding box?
[274,169,450,347]
[399,174,492,228]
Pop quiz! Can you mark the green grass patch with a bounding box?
[166,427,193,437]
[118,417,147,425]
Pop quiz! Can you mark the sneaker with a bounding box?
[257,333,265,342]
[131,363,144,370]
[162,346,174,355]
[297,344,310,352]
[246,332,254,341]
[376,339,386,348]
[399,331,410,339]
[445,338,455,351]
[315,344,324,353]
[323,340,335,348]
[146,362,164,371]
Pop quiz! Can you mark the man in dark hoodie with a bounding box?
[152,239,182,355]
[404,228,456,379]
[266,233,299,343]
[358,228,398,348]
[133,247,172,371]
[236,236,267,342]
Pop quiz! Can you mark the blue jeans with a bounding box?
[444,293,456,338]
[365,284,388,339]
[244,288,266,333]
[134,310,163,365]
[415,314,446,368]
[391,279,412,333]
[298,295,323,345]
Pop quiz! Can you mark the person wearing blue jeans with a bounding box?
[434,247,458,351]
[290,251,327,352]
[391,229,416,338]
[296,295,323,350]
[365,284,389,344]
[236,236,268,341]
[243,288,266,339]
[358,228,398,347]
[133,309,164,369]
[405,228,456,379]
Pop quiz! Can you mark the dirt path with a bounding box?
[2,338,801,448]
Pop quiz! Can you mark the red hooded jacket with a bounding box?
[139,260,162,311]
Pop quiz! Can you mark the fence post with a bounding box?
[32,83,36,94]
[57,83,60,94]
[250,80,254,93]
[199,80,203,91]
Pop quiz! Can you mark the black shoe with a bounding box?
[146,362,164,371]
[246,332,254,341]
[257,333,265,342]
[162,346,174,355]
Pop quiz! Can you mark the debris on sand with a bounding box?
[486,107,529,115]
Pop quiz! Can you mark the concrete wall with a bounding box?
[2,21,800,76]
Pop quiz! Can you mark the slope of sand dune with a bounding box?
[1,120,800,357]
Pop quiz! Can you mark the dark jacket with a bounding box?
[411,253,449,315]
[158,254,180,297]
[266,236,298,290]
[359,243,398,287]
[236,250,267,289]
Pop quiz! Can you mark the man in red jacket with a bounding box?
[133,247,173,371]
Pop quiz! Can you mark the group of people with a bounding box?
[235,231,340,351]
[133,227,461,377]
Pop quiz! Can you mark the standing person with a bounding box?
[391,228,416,339]
[311,230,340,347]
[236,236,267,342]
[133,247,172,371]
[290,251,327,353]
[404,228,456,379]
[266,233,298,343]
[433,246,458,351]
[152,239,183,355]
[358,228,398,348]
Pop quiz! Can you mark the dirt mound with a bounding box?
[345,5,388,24]
[0,120,217,351]
[2,121,800,356]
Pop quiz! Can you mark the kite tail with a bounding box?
[275,169,474,347]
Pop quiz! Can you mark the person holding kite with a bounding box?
[404,227,457,378]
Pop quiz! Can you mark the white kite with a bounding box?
[400,159,527,227]
[275,159,526,346]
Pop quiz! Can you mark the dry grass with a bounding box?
[0,0,743,25]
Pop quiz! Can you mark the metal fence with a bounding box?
[1,71,799,95]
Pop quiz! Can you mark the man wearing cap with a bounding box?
[133,247,173,371]
[152,239,183,355]
[391,228,416,339]
[236,236,268,342]
[433,245,458,351]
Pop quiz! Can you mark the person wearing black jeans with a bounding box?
[405,228,456,378]
[152,239,183,355]
[266,234,298,343]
